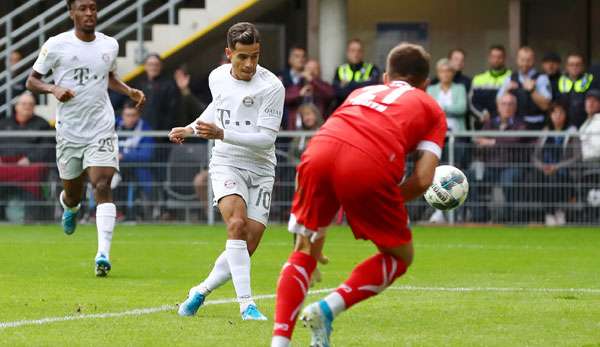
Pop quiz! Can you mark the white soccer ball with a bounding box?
[424,165,469,211]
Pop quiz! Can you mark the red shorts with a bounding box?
[289,136,411,249]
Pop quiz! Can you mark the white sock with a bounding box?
[323,291,346,318]
[270,335,291,347]
[60,191,80,212]
[225,239,254,312]
[193,251,231,296]
[96,203,116,259]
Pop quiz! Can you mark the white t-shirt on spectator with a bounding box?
[33,31,118,144]
[580,113,600,161]
[190,64,284,177]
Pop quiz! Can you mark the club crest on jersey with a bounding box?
[102,53,110,63]
[242,96,254,107]
[224,180,236,189]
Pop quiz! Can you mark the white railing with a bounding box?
[0,130,599,225]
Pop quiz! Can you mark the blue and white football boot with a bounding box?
[300,300,334,347]
[241,304,268,321]
[94,253,111,277]
[178,289,206,317]
[62,209,78,235]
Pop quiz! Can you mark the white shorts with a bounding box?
[209,164,274,226]
[56,133,119,180]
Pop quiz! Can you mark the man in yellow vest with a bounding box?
[558,53,594,128]
[332,38,380,107]
[469,45,512,129]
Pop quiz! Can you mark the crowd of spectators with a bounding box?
[1,40,600,225]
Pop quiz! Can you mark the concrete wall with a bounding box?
[346,0,510,77]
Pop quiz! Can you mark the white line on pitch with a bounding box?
[1,286,599,330]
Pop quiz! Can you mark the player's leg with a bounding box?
[56,141,85,235]
[272,138,341,347]
[179,196,268,318]
[271,234,325,347]
[300,142,412,346]
[59,175,86,235]
[87,166,117,277]
[216,194,270,319]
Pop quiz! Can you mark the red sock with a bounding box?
[273,251,317,339]
[336,253,407,310]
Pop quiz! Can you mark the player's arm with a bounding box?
[26,70,75,102]
[194,123,277,150]
[27,38,76,102]
[108,71,145,109]
[399,150,439,202]
[169,102,216,144]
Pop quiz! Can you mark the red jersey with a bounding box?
[316,81,447,180]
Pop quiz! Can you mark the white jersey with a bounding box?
[33,30,118,144]
[196,64,284,177]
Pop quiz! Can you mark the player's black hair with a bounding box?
[227,22,260,49]
[489,44,506,54]
[386,43,430,87]
[66,0,96,10]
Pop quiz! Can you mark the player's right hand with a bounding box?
[168,126,193,144]
[52,86,75,102]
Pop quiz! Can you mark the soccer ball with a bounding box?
[424,165,469,211]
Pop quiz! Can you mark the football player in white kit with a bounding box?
[26,0,145,276]
[168,22,284,320]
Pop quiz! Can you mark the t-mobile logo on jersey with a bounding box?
[216,108,231,128]
[73,67,90,86]
[217,108,252,128]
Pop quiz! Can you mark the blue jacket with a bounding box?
[115,117,155,162]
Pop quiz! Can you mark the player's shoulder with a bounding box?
[254,65,284,93]
[95,32,119,48]
[410,87,444,114]
[208,63,231,82]
[44,31,73,48]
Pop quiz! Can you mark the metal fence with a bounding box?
[0,130,598,226]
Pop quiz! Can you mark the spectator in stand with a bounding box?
[1,50,28,117]
[498,46,551,130]
[303,59,335,119]
[332,38,380,107]
[288,103,324,162]
[135,53,179,131]
[532,102,580,226]
[174,64,207,126]
[114,100,155,220]
[469,45,512,129]
[0,92,53,220]
[431,48,471,93]
[579,89,600,161]
[285,59,335,129]
[470,93,527,222]
[427,58,467,168]
[427,58,468,133]
[558,53,594,128]
[280,46,308,130]
[579,89,600,222]
[542,52,562,101]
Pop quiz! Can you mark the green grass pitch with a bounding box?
[1,224,599,346]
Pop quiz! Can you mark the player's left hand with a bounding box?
[128,88,146,110]
[195,121,224,140]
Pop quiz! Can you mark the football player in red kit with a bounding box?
[271,43,447,347]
